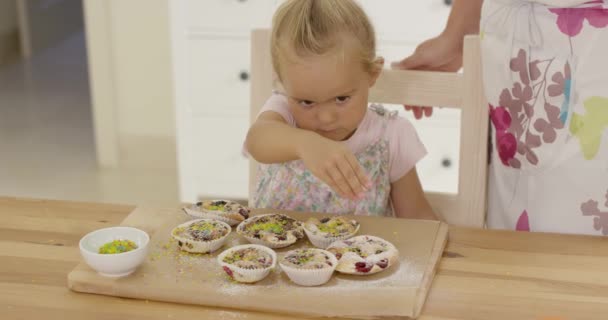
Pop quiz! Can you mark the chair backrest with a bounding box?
[248,29,488,227]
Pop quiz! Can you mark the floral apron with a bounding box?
[481,0,608,234]
[252,105,396,217]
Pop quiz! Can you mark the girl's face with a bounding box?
[278,42,382,141]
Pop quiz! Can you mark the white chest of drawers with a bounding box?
[170,0,457,203]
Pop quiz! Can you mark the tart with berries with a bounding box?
[303,216,360,249]
[217,244,277,283]
[236,214,304,248]
[182,200,250,226]
[327,235,398,275]
[279,248,338,286]
[171,219,231,253]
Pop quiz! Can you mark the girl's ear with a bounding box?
[368,56,385,87]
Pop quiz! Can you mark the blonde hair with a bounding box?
[271,0,378,79]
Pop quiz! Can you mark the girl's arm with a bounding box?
[245,111,315,164]
[245,112,370,200]
[390,168,440,221]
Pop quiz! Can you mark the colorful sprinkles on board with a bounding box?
[148,236,227,282]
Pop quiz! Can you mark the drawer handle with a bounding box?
[441,158,452,168]
[443,0,452,5]
[239,71,249,82]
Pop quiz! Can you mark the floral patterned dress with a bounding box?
[481,0,608,235]
[252,105,396,217]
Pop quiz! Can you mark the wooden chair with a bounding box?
[248,29,488,227]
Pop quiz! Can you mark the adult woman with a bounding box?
[393,0,608,235]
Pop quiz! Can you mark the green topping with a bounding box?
[317,219,344,236]
[283,249,330,268]
[297,255,311,264]
[173,221,227,241]
[172,227,185,236]
[291,249,313,264]
[205,204,225,211]
[190,221,216,232]
[99,239,138,254]
[348,247,366,258]
[203,200,228,211]
[223,248,271,268]
[248,221,284,234]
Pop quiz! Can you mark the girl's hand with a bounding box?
[297,134,371,200]
[391,33,463,120]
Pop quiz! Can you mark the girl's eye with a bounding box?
[298,100,315,108]
[335,96,351,104]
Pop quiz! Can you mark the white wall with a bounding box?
[109,1,175,139]
[84,0,177,172]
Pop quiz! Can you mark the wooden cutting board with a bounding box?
[68,206,448,319]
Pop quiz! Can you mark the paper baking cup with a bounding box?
[279,249,338,286]
[182,207,242,226]
[238,233,298,249]
[171,219,231,254]
[328,235,399,276]
[236,214,302,249]
[217,244,277,283]
[303,223,360,249]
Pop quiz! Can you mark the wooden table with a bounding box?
[2,197,608,320]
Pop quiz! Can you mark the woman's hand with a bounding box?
[391,34,463,119]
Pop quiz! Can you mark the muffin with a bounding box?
[217,244,277,283]
[171,219,231,253]
[182,200,250,226]
[327,235,399,275]
[303,216,360,249]
[279,248,338,286]
[236,214,304,248]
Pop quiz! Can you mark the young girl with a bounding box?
[244,0,438,220]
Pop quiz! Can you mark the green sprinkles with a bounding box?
[99,239,138,254]
[317,219,344,236]
[248,221,284,234]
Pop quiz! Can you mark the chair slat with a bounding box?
[370,69,463,108]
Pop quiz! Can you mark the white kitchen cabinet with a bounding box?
[190,116,250,199]
[186,37,252,117]
[171,0,457,203]
[184,0,277,33]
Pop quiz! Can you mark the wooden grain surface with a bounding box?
[68,207,448,319]
[2,197,608,320]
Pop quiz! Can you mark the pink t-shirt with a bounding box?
[246,94,427,183]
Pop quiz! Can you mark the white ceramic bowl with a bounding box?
[79,226,150,278]
[217,244,277,283]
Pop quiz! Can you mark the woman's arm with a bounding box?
[443,0,483,42]
[391,0,483,119]
[390,168,440,221]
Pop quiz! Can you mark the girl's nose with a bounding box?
[317,105,337,124]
